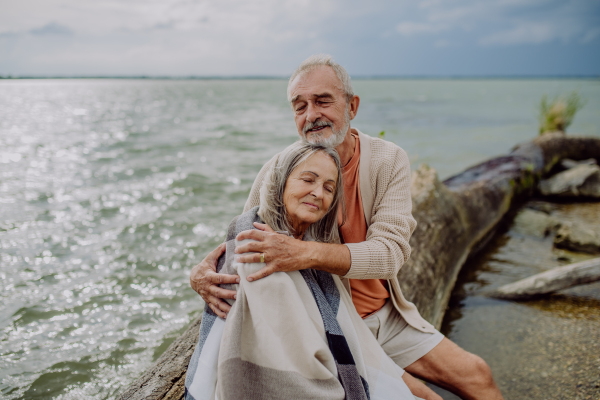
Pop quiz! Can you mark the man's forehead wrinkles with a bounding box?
[291,92,336,103]
[315,93,335,99]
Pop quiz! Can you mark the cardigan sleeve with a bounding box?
[343,142,417,280]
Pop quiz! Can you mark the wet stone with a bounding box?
[554,222,600,254]
[539,164,600,198]
[512,208,561,238]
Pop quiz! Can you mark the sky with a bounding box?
[1,0,599,77]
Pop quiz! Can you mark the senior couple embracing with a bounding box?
[186,55,504,400]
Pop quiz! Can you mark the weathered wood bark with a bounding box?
[116,317,202,400]
[119,133,600,399]
[486,257,600,300]
[397,133,600,328]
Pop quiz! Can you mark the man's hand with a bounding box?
[190,243,239,319]
[235,223,310,282]
[235,222,351,281]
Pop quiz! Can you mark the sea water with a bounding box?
[1,78,599,399]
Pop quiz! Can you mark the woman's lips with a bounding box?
[302,202,319,210]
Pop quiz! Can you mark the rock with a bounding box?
[487,257,600,300]
[560,158,597,169]
[512,209,561,238]
[554,222,600,254]
[539,164,600,198]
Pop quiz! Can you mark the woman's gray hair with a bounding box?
[258,142,345,244]
[287,54,355,104]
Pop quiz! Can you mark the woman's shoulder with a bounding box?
[226,206,262,241]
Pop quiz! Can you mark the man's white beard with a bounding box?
[301,108,350,148]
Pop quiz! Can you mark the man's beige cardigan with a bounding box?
[244,129,435,333]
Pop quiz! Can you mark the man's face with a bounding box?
[289,66,352,148]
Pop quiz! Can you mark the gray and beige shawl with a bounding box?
[185,207,418,400]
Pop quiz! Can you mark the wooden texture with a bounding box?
[398,133,600,328]
[116,317,201,400]
[487,257,600,300]
[119,133,600,399]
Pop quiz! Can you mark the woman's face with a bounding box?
[283,151,338,237]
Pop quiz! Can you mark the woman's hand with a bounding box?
[235,222,311,282]
[190,243,240,319]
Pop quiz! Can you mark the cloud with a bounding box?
[393,0,600,46]
[479,21,574,46]
[30,22,73,36]
[0,0,598,76]
[396,21,445,36]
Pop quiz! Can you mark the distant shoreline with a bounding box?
[1,75,599,80]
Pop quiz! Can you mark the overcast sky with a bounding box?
[1,0,599,77]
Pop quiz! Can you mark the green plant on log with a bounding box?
[539,91,585,135]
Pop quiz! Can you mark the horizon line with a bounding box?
[1,74,599,80]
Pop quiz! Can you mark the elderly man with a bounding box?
[190,54,503,400]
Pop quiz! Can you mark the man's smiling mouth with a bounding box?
[303,120,332,135]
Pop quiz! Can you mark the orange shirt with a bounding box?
[339,134,389,318]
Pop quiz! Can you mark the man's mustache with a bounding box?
[303,120,332,135]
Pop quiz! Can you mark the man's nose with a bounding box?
[306,102,321,122]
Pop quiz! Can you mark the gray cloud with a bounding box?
[30,22,73,36]
[395,0,600,46]
[0,0,597,76]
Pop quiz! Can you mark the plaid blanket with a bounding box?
[185,207,419,400]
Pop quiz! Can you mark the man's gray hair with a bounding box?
[258,142,346,243]
[287,54,355,103]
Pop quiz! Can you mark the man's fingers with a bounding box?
[234,239,267,255]
[207,242,227,262]
[208,303,227,319]
[236,229,267,242]
[206,294,232,313]
[208,271,240,285]
[247,266,274,282]
[253,222,276,233]
[208,284,237,300]
[235,252,266,264]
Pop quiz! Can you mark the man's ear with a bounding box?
[348,95,360,120]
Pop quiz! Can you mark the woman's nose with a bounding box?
[311,185,324,199]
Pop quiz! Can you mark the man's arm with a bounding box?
[235,224,351,281]
[343,141,416,280]
[189,243,239,318]
[237,138,416,282]
[190,154,280,316]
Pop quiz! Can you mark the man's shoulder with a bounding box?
[357,129,408,166]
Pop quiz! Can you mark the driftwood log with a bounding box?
[486,257,600,300]
[118,133,600,400]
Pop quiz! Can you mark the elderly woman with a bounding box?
[185,142,419,400]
